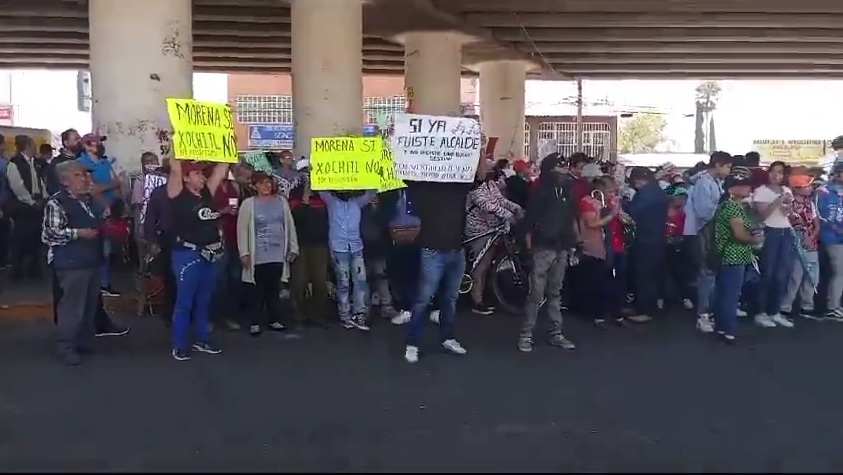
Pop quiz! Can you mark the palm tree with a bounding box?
[694,81,721,154]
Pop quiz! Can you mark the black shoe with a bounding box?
[101,286,121,298]
[192,341,222,354]
[95,323,129,337]
[172,348,191,361]
[58,348,81,366]
[471,303,494,315]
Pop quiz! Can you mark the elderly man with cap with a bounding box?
[42,159,105,365]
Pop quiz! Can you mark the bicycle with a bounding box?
[460,222,535,315]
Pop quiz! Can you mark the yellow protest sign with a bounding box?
[378,146,406,193]
[309,137,382,190]
[166,98,238,163]
[752,139,827,166]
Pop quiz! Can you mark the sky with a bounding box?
[1,69,840,155]
[524,79,843,154]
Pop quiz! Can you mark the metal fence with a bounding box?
[536,121,613,160]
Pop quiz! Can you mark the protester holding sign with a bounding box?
[288,160,332,328]
[166,99,238,164]
[165,158,229,361]
[317,189,376,331]
[130,152,166,315]
[402,178,480,363]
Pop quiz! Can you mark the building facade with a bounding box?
[228,74,479,152]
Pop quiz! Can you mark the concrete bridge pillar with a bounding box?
[291,0,363,157]
[88,0,193,173]
[400,32,469,116]
[478,61,531,161]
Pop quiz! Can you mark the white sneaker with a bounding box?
[696,314,714,333]
[391,310,411,325]
[682,299,694,310]
[736,308,748,317]
[769,313,794,328]
[754,313,777,328]
[429,310,440,324]
[657,299,664,310]
[404,345,419,364]
[442,339,467,355]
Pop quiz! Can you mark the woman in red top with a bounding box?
[662,185,694,311]
[577,175,629,327]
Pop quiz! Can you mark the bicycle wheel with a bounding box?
[490,255,531,314]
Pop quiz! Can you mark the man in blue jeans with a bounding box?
[402,158,485,364]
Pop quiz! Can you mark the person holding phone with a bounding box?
[211,168,245,332]
[751,161,796,329]
[42,159,105,365]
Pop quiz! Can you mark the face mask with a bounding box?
[143,164,158,173]
[96,144,105,156]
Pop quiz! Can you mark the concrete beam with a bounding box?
[0,62,408,75]
[468,12,842,28]
[511,42,843,55]
[0,5,293,22]
[546,64,843,75]
[492,27,843,43]
[543,53,843,65]
[0,43,404,61]
[0,53,404,69]
[0,32,404,51]
[451,0,843,14]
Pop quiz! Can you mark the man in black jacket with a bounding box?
[45,128,81,196]
[519,153,579,353]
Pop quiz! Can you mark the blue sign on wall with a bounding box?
[248,124,294,150]
[248,123,382,150]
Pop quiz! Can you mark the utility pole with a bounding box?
[575,78,583,153]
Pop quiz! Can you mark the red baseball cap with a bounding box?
[513,160,531,173]
[81,133,106,143]
[181,160,205,175]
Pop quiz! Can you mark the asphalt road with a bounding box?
[1,309,842,472]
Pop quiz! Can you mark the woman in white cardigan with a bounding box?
[236,172,300,335]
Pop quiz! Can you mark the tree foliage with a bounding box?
[618,113,668,154]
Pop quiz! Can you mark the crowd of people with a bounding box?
[12,126,843,365]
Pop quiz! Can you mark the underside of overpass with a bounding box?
[8,0,843,79]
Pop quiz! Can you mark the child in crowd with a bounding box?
[661,184,694,311]
[318,189,377,330]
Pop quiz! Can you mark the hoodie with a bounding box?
[683,169,722,235]
[465,180,521,239]
[523,158,577,250]
[626,180,668,245]
[816,182,843,245]
[45,148,78,196]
